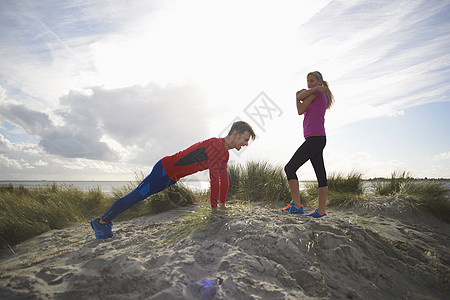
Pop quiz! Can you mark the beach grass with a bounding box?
[226,161,291,207]
[1,163,448,252]
[372,171,412,195]
[112,183,197,221]
[290,171,365,208]
[372,171,449,221]
[0,180,197,252]
[0,183,109,252]
[324,171,365,208]
[328,171,364,195]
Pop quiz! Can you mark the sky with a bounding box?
[0,0,449,185]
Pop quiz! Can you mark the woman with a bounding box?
[282,71,334,218]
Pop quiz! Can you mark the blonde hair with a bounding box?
[308,71,334,109]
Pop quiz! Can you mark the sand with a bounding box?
[0,196,449,299]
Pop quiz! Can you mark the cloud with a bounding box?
[0,102,113,160]
[0,83,209,163]
[34,159,48,167]
[0,154,23,169]
[58,83,210,162]
[0,133,13,153]
[294,0,450,130]
[0,0,159,103]
[433,151,450,161]
[0,0,449,181]
[2,104,52,134]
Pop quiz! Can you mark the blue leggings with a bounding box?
[284,136,327,187]
[101,159,176,223]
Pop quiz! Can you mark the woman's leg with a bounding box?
[310,137,327,214]
[287,179,301,207]
[317,186,328,215]
[285,139,318,207]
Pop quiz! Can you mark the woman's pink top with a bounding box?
[303,90,327,138]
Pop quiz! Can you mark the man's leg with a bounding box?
[91,159,175,239]
[101,159,175,223]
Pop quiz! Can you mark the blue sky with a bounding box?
[0,0,449,182]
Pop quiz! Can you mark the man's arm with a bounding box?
[218,160,229,205]
[209,158,229,207]
[209,167,220,208]
[207,139,227,208]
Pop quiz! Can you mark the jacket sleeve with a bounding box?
[209,162,220,208]
[207,139,228,208]
[218,156,229,204]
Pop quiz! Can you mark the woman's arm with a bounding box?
[296,86,328,101]
[296,94,315,115]
[295,86,330,115]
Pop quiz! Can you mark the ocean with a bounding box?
[0,181,132,195]
[1,179,448,196]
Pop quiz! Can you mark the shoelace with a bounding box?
[282,202,296,210]
[105,222,113,236]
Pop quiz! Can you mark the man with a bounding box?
[91,121,256,239]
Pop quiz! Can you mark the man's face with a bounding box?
[233,131,251,151]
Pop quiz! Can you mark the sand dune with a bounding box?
[1,196,449,299]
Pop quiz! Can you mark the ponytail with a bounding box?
[322,80,334,109]
[308,71,335,109]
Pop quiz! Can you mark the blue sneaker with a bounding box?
[105,222,114,238]
[90,217,114,239]
[281,202,304,214]
[281,202,295,211]
[306,209,327,218]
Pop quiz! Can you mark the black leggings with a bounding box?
[285,136,327,187]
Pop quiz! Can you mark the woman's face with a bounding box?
[307,74,322,89]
